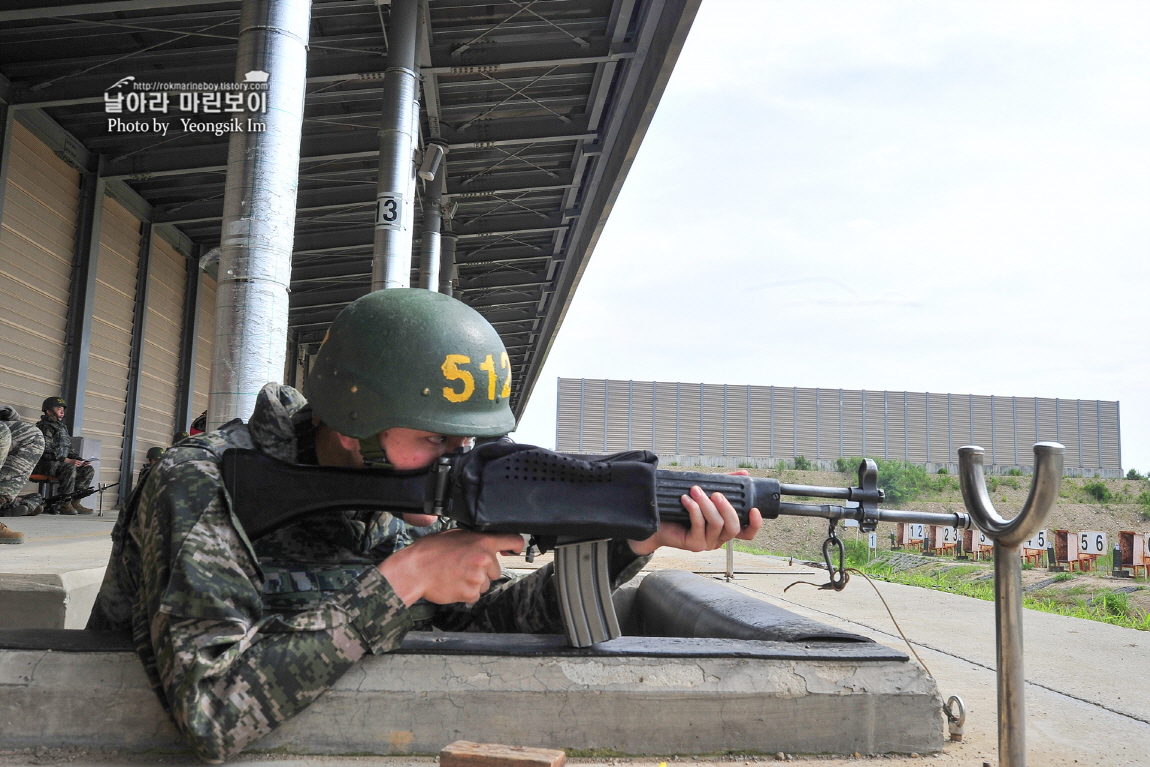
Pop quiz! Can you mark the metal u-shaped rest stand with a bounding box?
[958,442,1064,767]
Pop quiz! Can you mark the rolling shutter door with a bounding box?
[82,197,142,508]
[192,271,217,422]
[133,235,186,477]
[0,121,80,419]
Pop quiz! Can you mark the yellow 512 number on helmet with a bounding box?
[304,289,516,439]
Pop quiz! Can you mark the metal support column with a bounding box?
[372,0,421,290]
[700,383,705,456]
[769,385,774,459]
[903,391,909,461]
[926,392,931,463]
[1096,401,1103,471]
[792,387,798,459]
[208,0,312,429]
[1076,400,1083,469]
[883,390,889,459]
[815,388,820,461]
[603,380,609,453]
[61,158,106,435]
[653,382,658,451]
[120,223,155,494]
[746,386,752,457]
[675,382,681,454]
[418,146,446,290]
[173,248,203,435]
[0,105,14,230]
[1013,397,1018,465]
[991,394,997,465]
[438,232,457,296]
[578,378,585,452]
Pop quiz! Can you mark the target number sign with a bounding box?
[939,526,959,545]
[976,531,993,550]
[904,523,925,542]
[868,532,878,550]
[1023,530,1048,551]
[1078,531,1106,555]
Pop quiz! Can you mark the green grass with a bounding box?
[854,556,1150,630]
[1083,480,1112,503]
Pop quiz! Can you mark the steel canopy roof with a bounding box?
[0,0,699,417]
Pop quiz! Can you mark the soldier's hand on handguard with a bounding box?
[378,528,524,607]
[627,470,763,556]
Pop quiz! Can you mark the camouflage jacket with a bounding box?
[88,384,648,763]
[35,413,74,464]
[0,415,45,500]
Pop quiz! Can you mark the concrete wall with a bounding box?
[0,641,945,757]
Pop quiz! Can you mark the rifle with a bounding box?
[48,481,119,509]
[221,441,972,647]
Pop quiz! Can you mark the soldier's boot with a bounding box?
[0,522,24,544]
[54,501,77,516]
[71,500,94,515]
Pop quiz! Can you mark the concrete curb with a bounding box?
[0,568,105,630]
[0,637,944,757]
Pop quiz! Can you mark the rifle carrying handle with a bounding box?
[654,470,780,526]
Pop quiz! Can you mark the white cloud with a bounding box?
[512,0,1150,471]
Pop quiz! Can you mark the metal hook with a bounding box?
[944,695,966,742]
[822,520,849,591]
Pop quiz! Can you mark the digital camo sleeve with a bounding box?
[132,459,413,763]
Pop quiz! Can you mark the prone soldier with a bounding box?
[87,290,763,763]
[34,396,96,515]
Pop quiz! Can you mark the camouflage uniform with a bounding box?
[0,410,46,516]
[35,412,94,494]
[89,384,648,763]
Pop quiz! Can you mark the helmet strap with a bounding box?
[358,437,392,469]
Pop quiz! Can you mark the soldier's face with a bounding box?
[314,423,472,471]
[50,406,65,419]
[377,428,472,471]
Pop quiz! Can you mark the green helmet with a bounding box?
[42,396,66,412]
[305,289,516,439]
[146,446,165,461]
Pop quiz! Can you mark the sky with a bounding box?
[509,0,1150,472]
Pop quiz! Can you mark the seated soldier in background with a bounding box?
[0,405,46,542]
[34,396,95,515]
[87,289,764,763]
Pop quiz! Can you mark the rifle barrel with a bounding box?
[777,500,970,529]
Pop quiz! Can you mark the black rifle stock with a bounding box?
[221,442,967,647]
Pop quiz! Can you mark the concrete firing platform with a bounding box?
[0,518,945,758]
[0,513,117,630]
[0,630,941,757]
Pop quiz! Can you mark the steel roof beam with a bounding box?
[457,272,550,291]
[152,183,376,224]
[101,120,593,180]
[8,42,631,109]
[0,0,241,23]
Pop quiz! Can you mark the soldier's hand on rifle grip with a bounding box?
[628,477,763,557]
[378,529,524,607]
